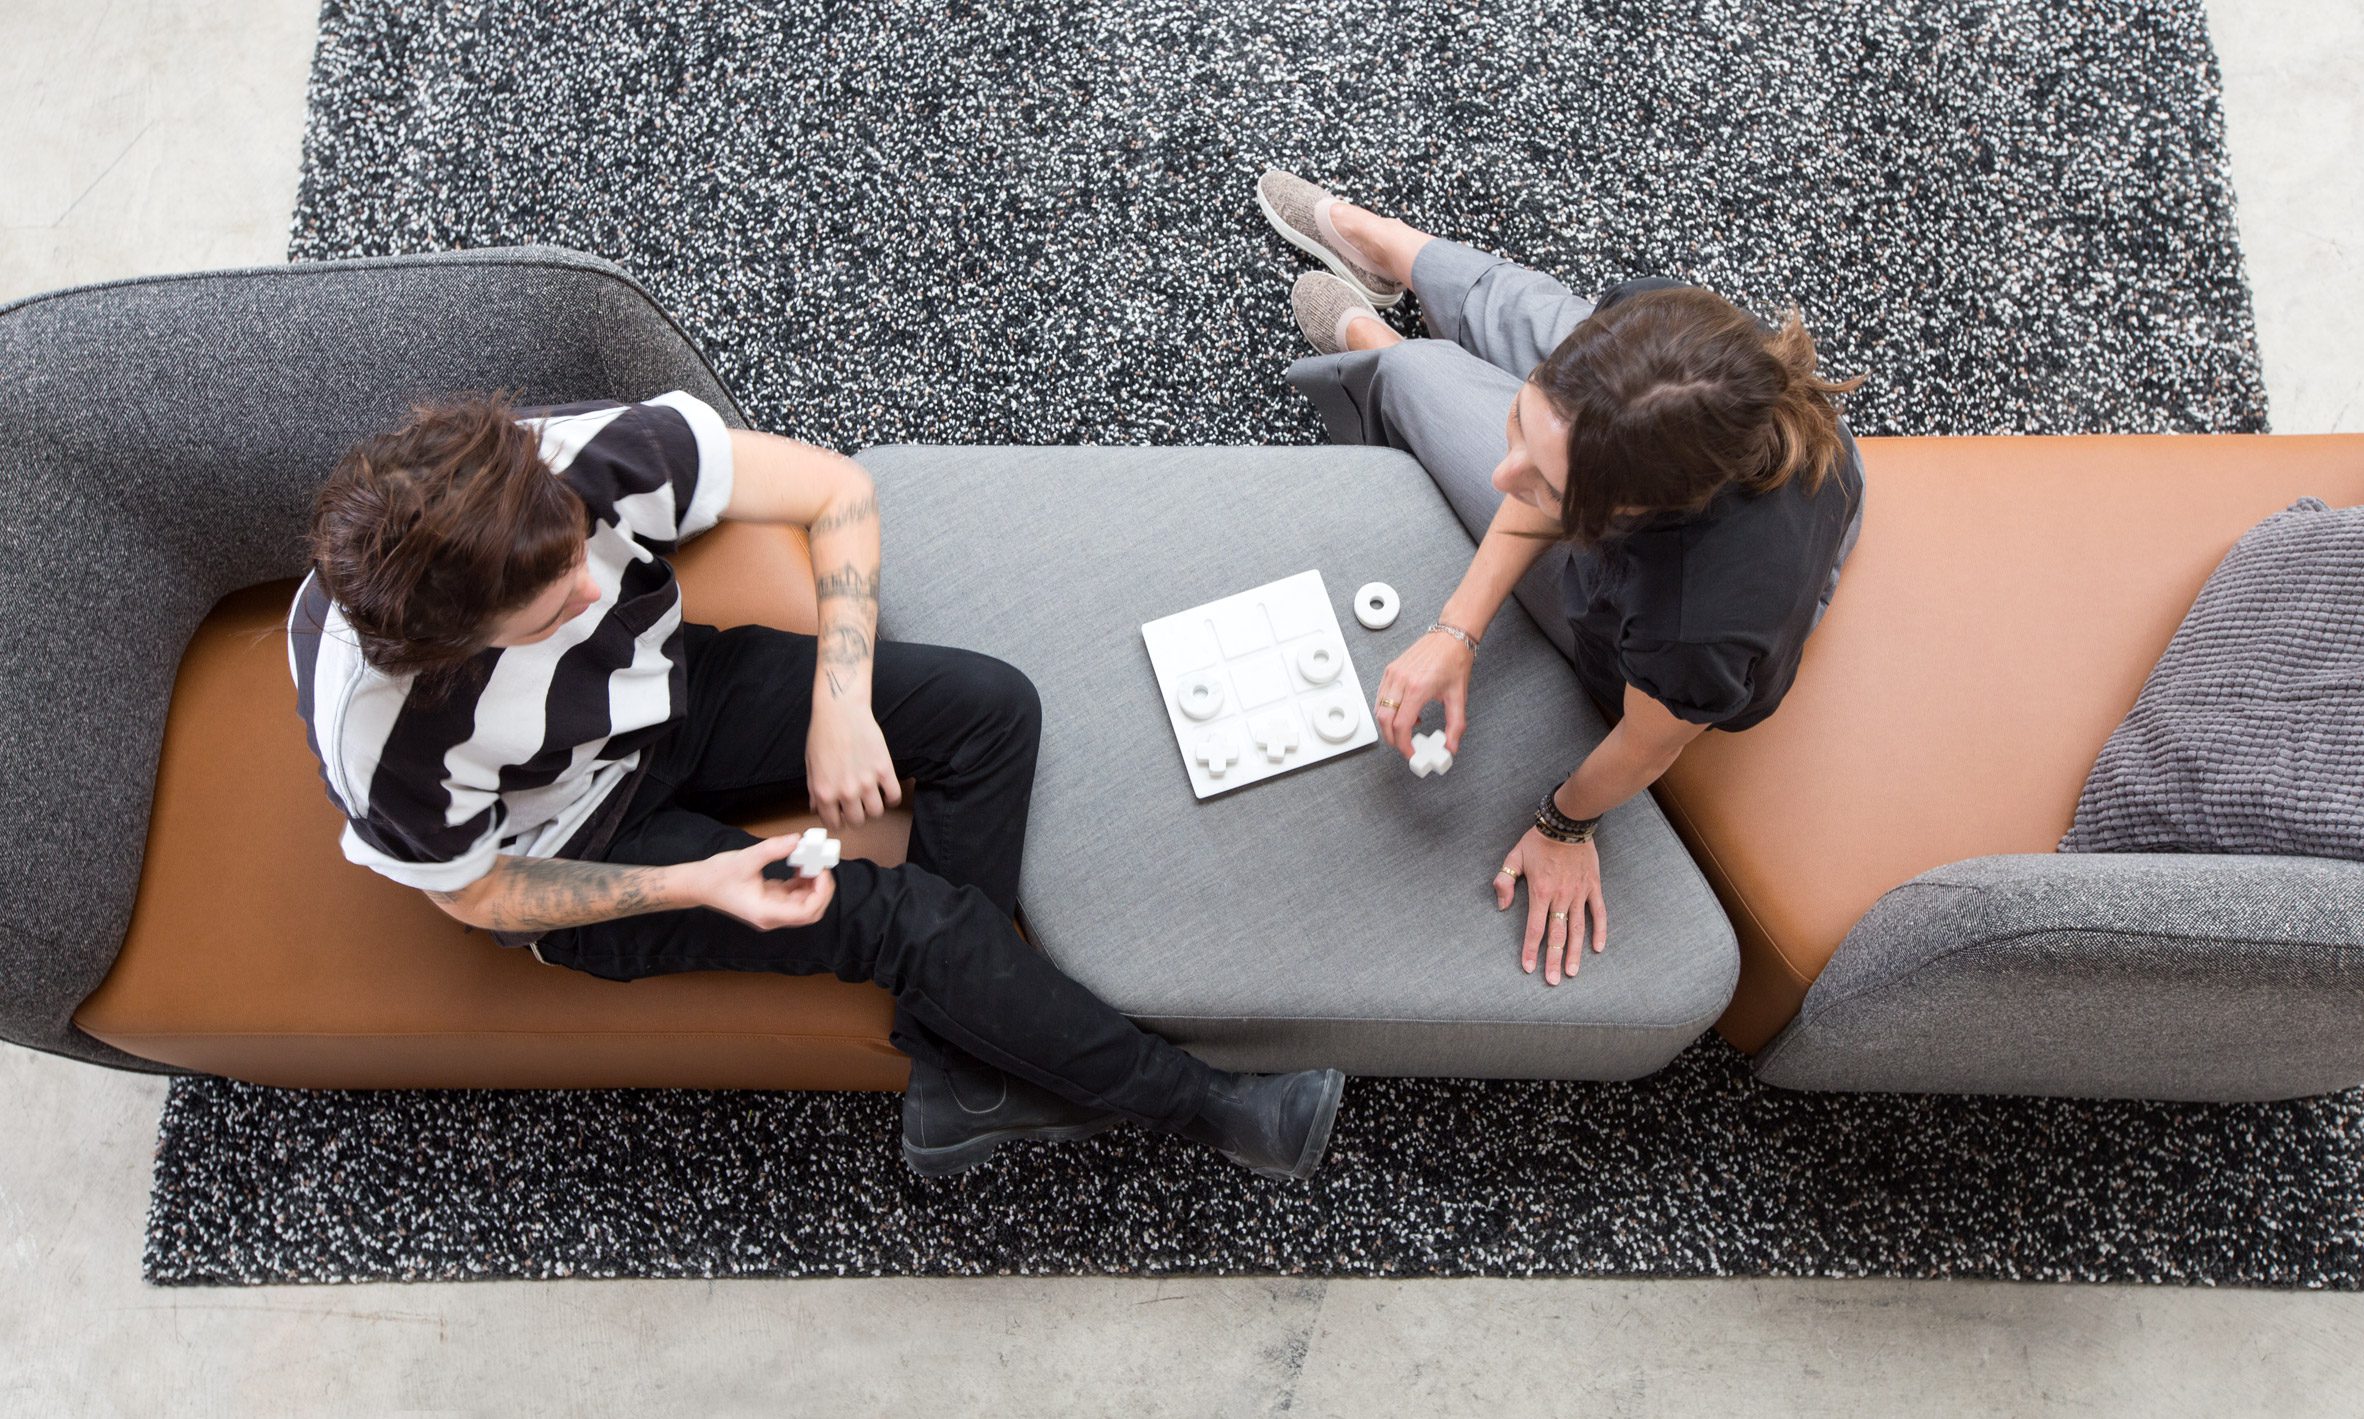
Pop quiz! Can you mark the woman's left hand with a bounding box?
[805,704,903,830]
[1494,827,1608,986]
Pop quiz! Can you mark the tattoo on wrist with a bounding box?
[807,493,877,537]
[819,622,873,700]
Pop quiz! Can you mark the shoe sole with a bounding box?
[1256,183,1405,309]
[902,1114,1126,1179]
[1231,1068,1347,1183]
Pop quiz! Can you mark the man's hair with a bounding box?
[308,393,587,686]
[1530,288,1864,546]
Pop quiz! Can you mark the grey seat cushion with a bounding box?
[865,444,1737,1079]
[2062,497,2364,859]
[1755,851,2364,1101]
[0,247,745,1071]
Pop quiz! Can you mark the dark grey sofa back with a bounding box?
[1753,851,2364,1101]
[0,247,746,1071]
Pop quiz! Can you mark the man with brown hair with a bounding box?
[291,391,1343,1179]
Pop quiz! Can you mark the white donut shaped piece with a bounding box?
[1311,696,1359,744]
[1175,671,1226,722]
[1353,582,1401,630]
[1295,639,1344,686]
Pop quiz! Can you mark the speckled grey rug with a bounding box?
[149,1040,2364,1286]
[147,0,2349,1286]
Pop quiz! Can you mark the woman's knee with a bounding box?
[1370,338,1495,423]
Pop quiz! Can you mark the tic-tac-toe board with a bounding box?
[1141,569,1379,799]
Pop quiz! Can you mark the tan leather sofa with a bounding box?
[74,523,916,1091]
[76,431,2364,1094]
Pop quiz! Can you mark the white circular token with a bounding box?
[1295,639,1344,685]
[1176,672,1225,722]
[1312,698,1359,743]
[1353,582,1401,630]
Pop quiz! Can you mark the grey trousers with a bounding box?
[1286,239,1859,666]
[1287,238,1593,659]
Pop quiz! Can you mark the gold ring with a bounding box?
[1550,910,1569,922]
[1496,867,1518,879]
[1377,697,1401,709]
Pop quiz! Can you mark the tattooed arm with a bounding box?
[426,835,836,934]
[719,430,903,830]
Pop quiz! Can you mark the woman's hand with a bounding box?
[1495,828,1608,985]
[688,835,838,931]
[1374,630,1475,757]
[805,704,903,830]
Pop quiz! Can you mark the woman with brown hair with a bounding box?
[1258,170,1866,993]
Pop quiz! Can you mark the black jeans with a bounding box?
[536,623,1216,1130]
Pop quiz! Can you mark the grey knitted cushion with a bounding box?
[2061,498,2364,858]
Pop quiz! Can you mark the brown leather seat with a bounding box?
[1661,434,2364,1051]
[74,523,913,1090]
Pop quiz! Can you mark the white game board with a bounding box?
[1141,569,1379,799]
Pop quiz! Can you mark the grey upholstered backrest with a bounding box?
[0,247,748,1071]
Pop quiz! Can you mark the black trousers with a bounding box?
[536,623,1216,1130]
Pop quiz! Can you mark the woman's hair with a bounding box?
[308,393,586,686]
[1530,287,1864,546]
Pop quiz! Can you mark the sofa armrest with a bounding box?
[1,246,745,1071]
[1752,852,2364,1101]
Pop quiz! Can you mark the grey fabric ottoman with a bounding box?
[866,445,1737,1079]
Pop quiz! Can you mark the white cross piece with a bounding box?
[1193,730,1242,778]
[1251,712,1301,763]
[788,826,842,877]
[1408,729,1455,778]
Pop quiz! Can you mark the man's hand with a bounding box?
[1494,828,1608,986]
[806,704,902,829]
[685,834,838,931]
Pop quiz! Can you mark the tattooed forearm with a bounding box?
[430,857,679,932]
[813,564,880,608]
[807,475,881,704]
[807,492,877,536]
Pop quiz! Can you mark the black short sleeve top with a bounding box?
[1557,280,1864,732]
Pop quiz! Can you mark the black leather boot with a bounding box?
[1179,1068,1346,1181]
[901,1053,1125,1178]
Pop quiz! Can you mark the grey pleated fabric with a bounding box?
[0,248,745,1071]
[2062,497,2364,859]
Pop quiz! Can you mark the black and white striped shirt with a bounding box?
[288,392,736,892]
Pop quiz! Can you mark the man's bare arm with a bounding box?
[720,430,881,708]
[425,855,694,933]
[424,834,837,936]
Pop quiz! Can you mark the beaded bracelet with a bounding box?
[1534,787,1602,845]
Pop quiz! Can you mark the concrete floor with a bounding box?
[3,1,2362,1414]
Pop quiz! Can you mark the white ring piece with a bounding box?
[1353,582,1401,630]
[1295,639,1344,686]
[1312,697,1359,743]
[1176,672,1226,722]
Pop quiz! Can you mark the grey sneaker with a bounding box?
[1256,169,1406,307]
[1291,272,1384,356]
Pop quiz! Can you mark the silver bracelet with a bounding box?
[1425,621,1480,654]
